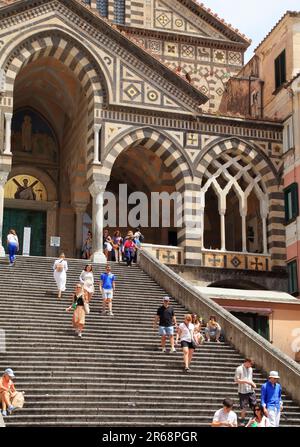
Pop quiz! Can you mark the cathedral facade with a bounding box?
[0,0,285,278]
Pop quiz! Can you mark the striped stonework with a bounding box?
[2,31,105,168]
[102,126,194,191]
[130,0,144,27]
[108,0,114,21]
[125,0,132,25]
[196,137,285,269]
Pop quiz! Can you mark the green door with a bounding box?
[3,208,46,256]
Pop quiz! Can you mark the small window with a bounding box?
[274,50,286,90]
[96,0,108,17]
[288,260,298,295]
[284,183,299,224]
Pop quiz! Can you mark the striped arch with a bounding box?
[3,30,108,165]
[102,127,193,191]
[196,137,285,268]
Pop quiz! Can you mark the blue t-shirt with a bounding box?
[100,273,116,290]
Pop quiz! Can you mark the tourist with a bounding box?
[0,368,17,417]
[66,283,88,337]
[177,314,196,373]
[246,404,271,427]
[235,358,257,425]
[133,232,141,263]
[211,398,238,427]
[205,316,222,342]
[53,252,68,299]
[112,230,123,263]
[7,229,19,267]
[191,314,204,345]
[123,231,137,267]
[82,230,92,259]
[261,371,283,427]
[100,264,116,316]
[103,229,113,260]
[153,296,177,353]
[79,264,94,303]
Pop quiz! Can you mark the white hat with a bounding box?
[269,371,280,379]
[4,368,15,378]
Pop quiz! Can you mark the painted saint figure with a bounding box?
[13,178,38,200]
[21,115,32,152]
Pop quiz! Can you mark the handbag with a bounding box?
[11,391,25,409]
[83,300,90,314]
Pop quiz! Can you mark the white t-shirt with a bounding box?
[7,234,18,244]
[235,364,254,394]
[179,322,194,342]
[213,408,237,426]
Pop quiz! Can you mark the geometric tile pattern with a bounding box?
[203,251,271,271]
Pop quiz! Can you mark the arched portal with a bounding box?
[99,127,192,252]
[1,30,106,256]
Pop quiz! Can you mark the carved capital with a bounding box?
[88,181,106,197]
[94,124,102,133]
[0,171,8,188]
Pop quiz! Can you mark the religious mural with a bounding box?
[11,109,58,162]
[4,175,48,201]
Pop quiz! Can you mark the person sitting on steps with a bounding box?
[205,316,222,343]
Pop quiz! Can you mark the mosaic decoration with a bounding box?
[5,175,47,201]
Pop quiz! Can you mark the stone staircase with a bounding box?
[0,256,300,426]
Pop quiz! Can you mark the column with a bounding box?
[261,200,269,255]
[88,181,107,263]
[220,210,226,251]
[4,113,12,155]
[93,124,101,164]
[241,210,247,253]
[262,217,268,254]
[74,205,87,258]
[0,172,8,257]
[199,207,205,249]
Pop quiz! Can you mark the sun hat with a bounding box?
[269,371,280,379]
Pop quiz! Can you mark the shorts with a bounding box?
[239,392,257,410]
[159,326,174,336]
[102,289,113,300]
[181,340,196,350]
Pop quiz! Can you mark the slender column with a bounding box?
[93,124,101,164]
[4,113,12,155]
[220,210,226,251]
[260,200,269,255]
[241,211,247,253]
[74,205,87,258]
[88,182,107,263]
[200,207,205,249]
[262,217,268,254]
[0,172,8,256]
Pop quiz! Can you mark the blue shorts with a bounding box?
[159,326,174,336]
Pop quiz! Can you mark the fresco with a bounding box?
[11,109,58,162]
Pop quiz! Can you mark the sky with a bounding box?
[200,0,300,61]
